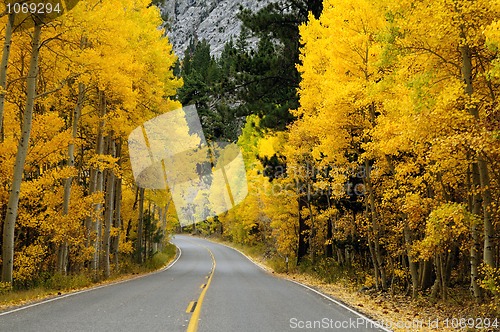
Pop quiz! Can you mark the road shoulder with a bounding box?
[0,245,181,314]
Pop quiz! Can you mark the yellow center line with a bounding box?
[186,244,216,332]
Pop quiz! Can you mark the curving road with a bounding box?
[0,235,389,332]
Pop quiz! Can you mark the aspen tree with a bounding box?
[2,19,42,284]
[0,13,15,143]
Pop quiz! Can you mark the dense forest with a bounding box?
[0,0,181,288]
[0,0,499,317]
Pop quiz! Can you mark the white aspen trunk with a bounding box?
[91,90,106,277]
[0,13,15,143]
[103,135,115,278]
[112,140,122,269]
[306,182,316,264]
[92,166,103,275]
[362,102,387,291]
[112,176,122,268]
[367,239,380,289]
[460,44,495,267]
[160,199,171,250]
[364,159,387,291]
[1,23,42,283]
[479,158,494,266]
[146,200,152,257]
[136,187,145,263]
[158,207,164,251]
[58,83,84,274]
[403,222,419,298]
[468,163,482,301]
[438,254,448,301]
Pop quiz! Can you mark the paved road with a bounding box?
[0,235,388,331]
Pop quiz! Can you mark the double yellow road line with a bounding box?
[186,244,216,332]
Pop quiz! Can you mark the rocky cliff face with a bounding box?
[161,0,275,58]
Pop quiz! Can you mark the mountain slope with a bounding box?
[162,0,276,57]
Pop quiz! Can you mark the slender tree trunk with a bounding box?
[479,158,494,266]
[434,255,443,301]
[162,200,171,238]
[306,182,316,264]
[325,198,333,258]
[92,166,103,275]
[383,154,421,295]
[56,245,68,275]
[112,176,122,268]
[103,171,114,278]
[146,201,152,259]
[430,268,440,301]
[58,83,85,275]
[157,207,163,250]
[0,13,15,143]
[364,160,387,290]
[367,239,380,289]
[125,218,132,242]
[91,90,106,277]
[403,221,419,298]
[112,139,122,269]
[136,187,145,263]
[85,172,97,251]
[468,163,482,301]
[439,254,448,301]
[460,43,495,267]
[59,37,87,272]
[297,191,309,264]
[420,260,433,290]
[103,135,116,278]
[1,23,42,283]
[432,253,450,301]
[151,203,158,254]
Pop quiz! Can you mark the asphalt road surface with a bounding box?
[0,235,389,332]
